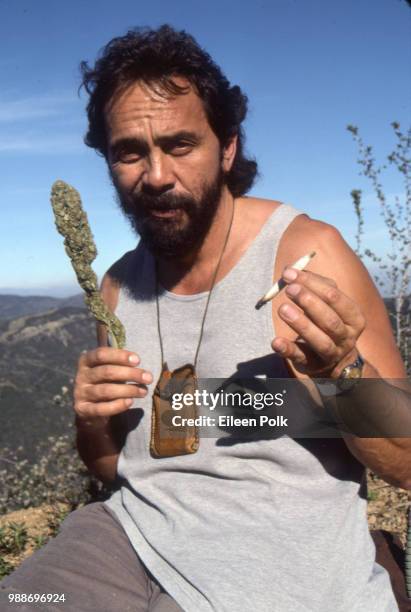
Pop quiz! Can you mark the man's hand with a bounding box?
[271,267,366,378]
[74,347,153,427]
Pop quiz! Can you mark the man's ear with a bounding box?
[221,134,238,173]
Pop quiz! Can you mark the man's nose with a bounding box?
[141,152,175,194]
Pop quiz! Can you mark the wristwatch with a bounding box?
[316,353,365,397]
[337,353,365,390]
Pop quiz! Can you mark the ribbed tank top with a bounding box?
[105,204,397,612]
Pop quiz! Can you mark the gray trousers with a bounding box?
[0,502,183,612]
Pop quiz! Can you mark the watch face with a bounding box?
[337,355,364,393]
[346,366,362,379]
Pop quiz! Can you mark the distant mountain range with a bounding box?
[0,293,85,320]
[0,296,95,462]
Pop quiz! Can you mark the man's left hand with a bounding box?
[271,267,366,378]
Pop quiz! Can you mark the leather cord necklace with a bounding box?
[150,200,235,458]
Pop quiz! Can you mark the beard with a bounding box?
[113,169,225,259]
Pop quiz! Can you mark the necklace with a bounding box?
[150,201,236,458]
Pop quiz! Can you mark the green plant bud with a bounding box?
[50,180,126,349]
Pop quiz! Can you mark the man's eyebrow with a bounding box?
[109,131,201,153]
[155,130,201,145]
[109,137,147,154]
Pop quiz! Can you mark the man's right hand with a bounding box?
[74,347,153,428]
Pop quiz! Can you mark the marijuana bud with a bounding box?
[50,180,126,349]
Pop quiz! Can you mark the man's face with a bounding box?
[105,78,234,259]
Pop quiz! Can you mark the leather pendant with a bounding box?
[150,362,199,458]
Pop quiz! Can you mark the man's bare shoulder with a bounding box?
[277,214,389,310]
[276,214,347,274]
[238,195,282,221]
[238,198,350,275]
[235,196,282,244]
[100,249,137,310]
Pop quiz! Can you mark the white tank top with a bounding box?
[105,204,397,612]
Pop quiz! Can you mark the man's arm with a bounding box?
[74,271,153,483]
[273,216,411,489]
[75,410,124,484]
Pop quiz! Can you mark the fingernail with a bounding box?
[286,283,301,297]
[283,268,298,282]
[128,354,140,365]
[142,372,153,384]
[125,398,133,407]
[281,304,299,321]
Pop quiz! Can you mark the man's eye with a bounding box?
[117,151,141,164]
[170,143,194,156]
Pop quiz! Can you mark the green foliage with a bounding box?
[0,555,13,579]
[32,533,49,551]
[367,490,379,502]
[0,434,112,515]
[349,123,411,597]
[0,418,115,576]
[347,123,411,372]
[50,180,126,349]
[0,506,76,578]
[0,522,28,555]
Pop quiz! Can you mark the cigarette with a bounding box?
[255,251,316,310]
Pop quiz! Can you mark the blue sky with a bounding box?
[1,0,410,296]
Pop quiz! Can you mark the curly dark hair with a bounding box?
[80,25,258,197]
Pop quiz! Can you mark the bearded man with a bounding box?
[2,25,410,612]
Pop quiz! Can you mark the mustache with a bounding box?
[131,191,194,213]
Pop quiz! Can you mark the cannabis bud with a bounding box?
[50,180,126,349]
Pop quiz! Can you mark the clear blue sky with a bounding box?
[1,0,410,296]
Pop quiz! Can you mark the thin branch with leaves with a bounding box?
[347,123,411,372]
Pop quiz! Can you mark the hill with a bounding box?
[0,304,95,462]
[0,294,85,321]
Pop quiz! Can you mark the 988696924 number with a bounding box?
[8,593,66,603]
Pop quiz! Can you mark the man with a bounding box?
[2,25,410,612]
